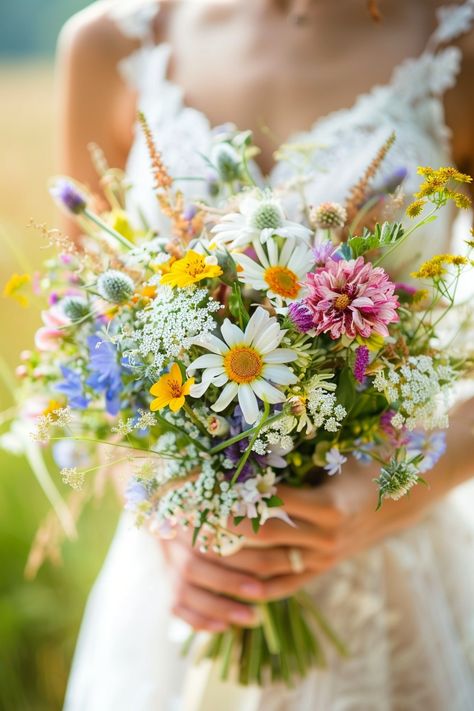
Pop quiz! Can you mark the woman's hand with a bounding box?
[160,453,455,632]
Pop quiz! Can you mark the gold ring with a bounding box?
[288,547,305,574]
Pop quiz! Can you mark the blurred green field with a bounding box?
[0,62,119,711]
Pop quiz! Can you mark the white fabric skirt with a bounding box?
[64,483,474,711]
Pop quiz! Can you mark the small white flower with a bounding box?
[188,307,298,424]
[324,447,347,476]
[210,191,312,250]
[233,237,314,306]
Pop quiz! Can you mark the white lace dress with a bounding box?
[64,3,474,710]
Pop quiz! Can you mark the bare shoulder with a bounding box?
[57,2,139,74]
[57,0,172,74]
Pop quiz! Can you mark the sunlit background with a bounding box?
[0,3,120,710]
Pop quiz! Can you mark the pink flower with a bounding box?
[34,305,70,352]
[304,257,399,340]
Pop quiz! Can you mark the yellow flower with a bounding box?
[109,209,137,242]
[160,250,223,288]
[406,199,426,218]
[3,273,31,307]
[149,363,195,413]
[42,400,64,418]
[412,257,447,279]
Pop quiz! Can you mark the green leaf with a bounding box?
[251,517,261,534]
[266,495,284,508]
[336,366,357,414]
[233,515,245,526]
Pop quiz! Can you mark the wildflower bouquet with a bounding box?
[5,123,474,686]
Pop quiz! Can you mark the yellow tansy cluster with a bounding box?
[406,166,472,218]
[160,250,223,288]
[411,253,469,280]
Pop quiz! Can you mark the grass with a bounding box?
[0,62,119,711]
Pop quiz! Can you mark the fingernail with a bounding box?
[240,582,263,597]
[230,608,256,625]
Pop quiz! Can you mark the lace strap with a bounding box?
[108,0,160,45]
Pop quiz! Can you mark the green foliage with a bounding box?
[347,222,405,258]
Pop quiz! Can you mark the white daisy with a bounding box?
[187,307,298,424]
[233,237,314,306]
[210,191,312,250]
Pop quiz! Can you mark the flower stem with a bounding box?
[230,400,271,484]
[209,411,285,455]
[83,208,135,250]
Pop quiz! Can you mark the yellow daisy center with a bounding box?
[334,293,351,310]
[224,346,263,384]
[264,266,300,299]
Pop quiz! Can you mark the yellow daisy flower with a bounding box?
[149,363,195,413]
[3,273,31,308]
[160,250,223,288]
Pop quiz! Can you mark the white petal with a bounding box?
[263,348,298,364]
[238,383,259,424]
[263,364,297,385]
[221,319,245,347]
[279,237,296,266]
[266,237,279,265]
[212,381,239,412]
[252,323,284,353]
[253,239,270,268]
[244,307,272,346]
[250,378,285,404]
[187,354,223,372]
[192,334,228,355]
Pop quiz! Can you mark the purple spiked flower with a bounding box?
[288,301,314,333]
[50,179,87,215]
[353,345,370,383]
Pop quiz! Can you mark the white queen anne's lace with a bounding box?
[122,283,221,379]
[373,355,456,431]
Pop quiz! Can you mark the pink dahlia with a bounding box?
[304,257,399,340]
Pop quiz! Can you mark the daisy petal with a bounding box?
[250,378,285,404]
[263,348,298,364]
[263,364,298,385]
[212,381,239,412]
[221,319,245,347]
[187,354,223,372]
[238,383,259,424]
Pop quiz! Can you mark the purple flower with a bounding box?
[55,366,89,409]
[324,447,347,476]
[405,430,447,473]
[86,335,122,416]
[288,301,314,333]
[353,345,370,383]
[50,179,87,214]
[395,282,418,296]
[124,480,148,512]
[312,241,342,267]
[183,204,198,221]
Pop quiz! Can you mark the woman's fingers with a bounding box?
[233,517,346,556]
[175,540,266,599]
[171,604,229,633]
[176,582,259,627]
[201,544,337,579]
[276,484,346,526]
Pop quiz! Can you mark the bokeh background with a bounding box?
[0,3,120,710]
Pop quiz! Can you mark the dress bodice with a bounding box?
[110,0,474,279]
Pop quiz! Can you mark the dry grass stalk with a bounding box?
[344,131,396,231]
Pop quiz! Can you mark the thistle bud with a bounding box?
[62,296,89,322]
[97,270,134,304]
[310,202,347,230]
[211,143,242,183]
